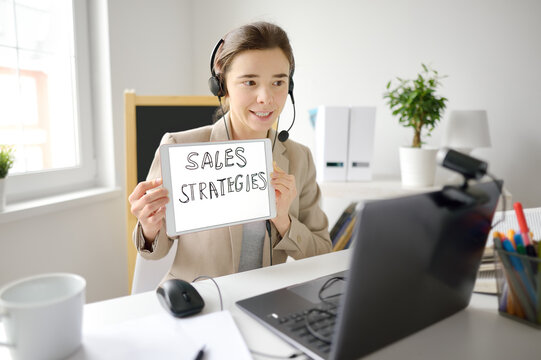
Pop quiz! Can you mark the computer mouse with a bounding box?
[156,279,205,318]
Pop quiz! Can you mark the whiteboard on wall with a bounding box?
[160,139,276,236]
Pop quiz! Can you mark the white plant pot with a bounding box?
[399,146,438,188]
[0,177,5,212]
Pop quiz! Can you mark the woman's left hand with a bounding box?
[270,161,297,236]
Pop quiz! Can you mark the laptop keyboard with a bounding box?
[274,300,340,356]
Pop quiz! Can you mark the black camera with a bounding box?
[437,148,490,206]
[437,147,488,181]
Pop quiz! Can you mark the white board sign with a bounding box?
[160,139,276,236]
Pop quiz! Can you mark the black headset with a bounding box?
[208,38,296,143]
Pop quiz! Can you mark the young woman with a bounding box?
[129,21,331,282]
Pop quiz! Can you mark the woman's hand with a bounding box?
[128,178,169,242]
[270,162,297,236]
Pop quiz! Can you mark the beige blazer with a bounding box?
[133,117,331,282]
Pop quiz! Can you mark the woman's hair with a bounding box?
[212,21,295,120]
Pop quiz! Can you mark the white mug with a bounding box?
[0,273,86,360]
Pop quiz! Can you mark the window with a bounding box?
[0,0,95,202]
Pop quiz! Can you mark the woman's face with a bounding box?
[225,48,291,139]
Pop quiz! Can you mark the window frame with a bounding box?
[5,0,96,203]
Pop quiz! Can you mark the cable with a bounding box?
[284,100,296,134]
[218,96,231,141]
[266,220,273,266]
[277,95,296,142]
[299,276,345,345]
[191,275,223,311]
[272,116,280,152]
[318,276,345,303]
[191,274,305,359]
[250,349,304,359]
[487,172,505,228]
[304,308,335,344]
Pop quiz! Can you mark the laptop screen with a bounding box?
[331,180,502,359]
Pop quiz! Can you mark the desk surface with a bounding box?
[1,251,533,359]
[73,250,541,360]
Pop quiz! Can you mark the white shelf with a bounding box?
[319,176,511,229]
[320,177,439,200]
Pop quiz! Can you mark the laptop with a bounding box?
[236,181,502,359]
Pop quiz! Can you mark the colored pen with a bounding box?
[514,234,526,255]
[492,232,501,250]
[514,233,537,276]
[515,234,538,277]
[526,244,538,259]
[507,229,516,249]
[501,239,537,312]
[503,240,524,272]
[513,202,538,280]
[495,238,536,321]
[514,202,531,246]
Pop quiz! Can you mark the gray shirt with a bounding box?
[238,221,266,272]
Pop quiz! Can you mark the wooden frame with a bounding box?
[124,90,219,291]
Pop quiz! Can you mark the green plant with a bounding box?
[383,64,448,148]
[0,145,15,178]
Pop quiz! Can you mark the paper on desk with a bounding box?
[70,310,251,360]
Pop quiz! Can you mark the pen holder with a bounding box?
[495,247,541,328]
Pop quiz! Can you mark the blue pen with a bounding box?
[514,234,526,255]
[496,238,536,322]
[502,239,537,306]
[515,233,538,276]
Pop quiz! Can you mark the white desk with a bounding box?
[3,251,537,359]
[76,250,540,359]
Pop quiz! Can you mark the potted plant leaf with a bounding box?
[0,145,15,211]
[383,64,448,187]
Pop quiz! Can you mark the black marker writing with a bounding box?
[184,147,247,170]
[177,171,268,204]
[224,148,234,167]
[235,147,247,168]
[185,152,199,170]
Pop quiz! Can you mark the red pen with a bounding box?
[514,202,531,246]
[514,202,538,259]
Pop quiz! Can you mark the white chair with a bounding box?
[131,240,178,294]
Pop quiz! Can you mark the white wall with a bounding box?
[107,0,194,188]
[2,0,540,303]
[191,0,541,207]
[0,196,127,303]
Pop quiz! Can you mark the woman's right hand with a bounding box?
[128,178,169,242]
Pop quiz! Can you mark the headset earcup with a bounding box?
[208,76,223,97]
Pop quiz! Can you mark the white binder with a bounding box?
[347,107,376,181]
[315,106,349,182]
